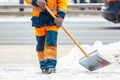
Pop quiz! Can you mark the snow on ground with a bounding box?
[0,41,120,80]
[0,15,119,80]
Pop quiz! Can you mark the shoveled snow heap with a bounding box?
[57,41,120,70]
[0,41,120,80]
[56,41,120,80]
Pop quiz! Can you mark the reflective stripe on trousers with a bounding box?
[35,25,58,62]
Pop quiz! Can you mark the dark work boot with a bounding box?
[40,61,46,74]
[46,68,56,74]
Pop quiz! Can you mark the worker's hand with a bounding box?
[54,15,63,28]
[36,0,46,9]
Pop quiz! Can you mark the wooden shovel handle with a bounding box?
[45,6,89,58]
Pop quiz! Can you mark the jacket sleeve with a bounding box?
[25,0,31,4]
[25,0,38,6]
[57,0,68,19]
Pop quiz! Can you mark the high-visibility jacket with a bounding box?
[25,0,68,27]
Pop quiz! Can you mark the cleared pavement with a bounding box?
[0,16,120,45]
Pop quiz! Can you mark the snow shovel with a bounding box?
[45,6,111,71]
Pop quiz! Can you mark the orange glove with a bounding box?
[36,0,46,9]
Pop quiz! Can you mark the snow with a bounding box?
[0,1,120,79]
[0,14,120,79]
[0,41,120,80]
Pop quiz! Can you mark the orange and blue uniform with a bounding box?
[25,0,67,70]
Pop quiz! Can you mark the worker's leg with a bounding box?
[44,25,58,74]
[34,27,46,71]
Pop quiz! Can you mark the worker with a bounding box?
[25,0,68,74]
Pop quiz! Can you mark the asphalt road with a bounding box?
[0,20,120,45]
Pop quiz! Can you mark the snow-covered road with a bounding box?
[0,41,120,80]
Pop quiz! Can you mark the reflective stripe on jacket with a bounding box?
[25,0,68,27]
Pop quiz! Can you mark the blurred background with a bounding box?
[0,0,104,4]
[0,0,120,45]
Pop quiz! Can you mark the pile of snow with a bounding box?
[56,41,120,80]
[57,41,120,70]
[0,41,120,80]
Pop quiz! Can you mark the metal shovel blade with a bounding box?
[79,50,111,71]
